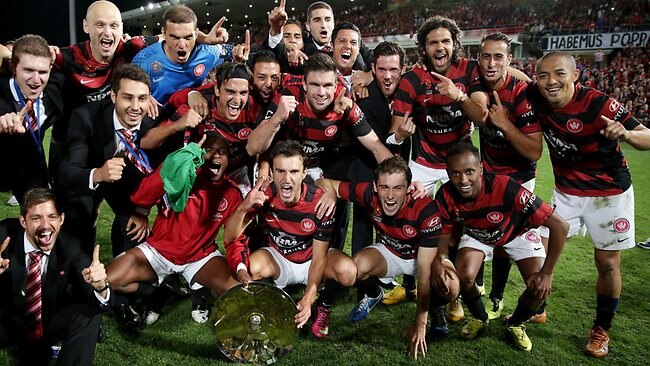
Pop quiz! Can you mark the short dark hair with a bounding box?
[303,52,336,78]
[417,16,462,65]
[446,141,480,164]
[251,50,280,68]
[215,62,251,89]
[536,51,576,74]
[332,22,361,44]
[20,188,60,217]
[203,131,229,156]
[480,32,511,54]
[307,1,333,22]
[111,64,151,93]
[373,41,405,68]
[374,156,412,186]
[11,34,50,67]
[270,140,306,170]
[163,4,197,28]
[285,18,303,29]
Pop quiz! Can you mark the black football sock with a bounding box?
[594,295,619,331]
[508,299,543,326]
[402,274,416,292]
[489,257,512,301]
[475,262,485,287]
[464,293,488,322]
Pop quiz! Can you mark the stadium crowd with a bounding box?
[1,0,649,365]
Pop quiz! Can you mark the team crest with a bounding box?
[238,128,252,140]
[613,218,630,233]
[194,63,206,77]
[525,231,541,243]
[402,225,416,238]
[217,198,229,212]
[151,61,162,72]
[301,219,316,233]
[487,211,504,224]
[566,119,583,133]
[324,125,338,137]
[84,64,95,72]
[608,99,621,113]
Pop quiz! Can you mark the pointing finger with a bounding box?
[402,111,411,124]
[492,91,502,107]
[0,237,9,256]
[600,115,615,125]
[197,134,207,147]
[245,29,250,50]
[280,0,286,10]
[430,71,450,83]
[215,16,226,29]
[19,100,33,121]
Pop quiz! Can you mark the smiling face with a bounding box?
[306,8,334,46]
[536,54,580,109]
[447,150,483,202]
[162,21,197,64]
[20,200,64,252]
[372,54,402,98]
[304,70,337,113]
[332,29,360,75]
[374,172,409,217]
[215,78,250,120]
[13,54,51,100]
[283,23,304,50]
[252,61,281,103]
[202,136,229,182]
[83,1,123,63]
[424,27,454,74]
[110,78,150,129]
[479,39,511,89]
[272,155,306,206]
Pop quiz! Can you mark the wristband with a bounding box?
[386,133,404,145]
[456,91,468,103]
[94,279,110,293]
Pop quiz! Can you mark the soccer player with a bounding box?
[132,4,233,106]
[223,140,357,339]
[472,32,544,322]
[428,142,568,353]
[532,51,650,357]
[104,133,241,324]
[315,156,440,321]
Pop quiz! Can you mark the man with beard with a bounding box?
[410,142,568,356]
[58,64,154,257]
[0,35,63,204]
[532,52,650,357]
[141,63,258,195]
[0,188,110,365]
[223,140,357,339]
[315,156,442,322]
[471,32,545,323]
[102,133,241,324]
[132,4,233,106]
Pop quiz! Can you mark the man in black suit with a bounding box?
[0,35,63,204]
[0,188,110,366]
[58,64,153,257]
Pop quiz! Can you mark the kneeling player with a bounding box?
[316,156,439,322]
[105,133,241,323]
[429,142,568,353]
[224,140,357,339]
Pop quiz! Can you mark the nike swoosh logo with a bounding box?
[80,79,93,85]
[424,98,432,104]
[153,77,165,83]
[533,247,542,251]
[617,237,629,243]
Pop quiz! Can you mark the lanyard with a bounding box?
[115,129,152,172]
[13,79,42,152]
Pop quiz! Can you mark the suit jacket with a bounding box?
[0,218,107,339]
[57,98,154,215]
[0,75,64,193]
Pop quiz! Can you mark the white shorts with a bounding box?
[409,160,448,196]
[261,247,311,288]
[550,186,635,250]
[459,229,546,262]
[229,165,252,196]
[367,244,416,284]
[137,242,223,290]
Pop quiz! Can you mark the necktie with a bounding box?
[26,105,38,132]
[322,45,332,54]
[25,251,44,340]
[116,129,153,175]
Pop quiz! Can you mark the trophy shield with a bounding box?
[213,281,297,364]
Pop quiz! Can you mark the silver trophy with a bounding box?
[213,281,297,364]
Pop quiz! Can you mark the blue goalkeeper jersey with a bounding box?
[132,42,233,105]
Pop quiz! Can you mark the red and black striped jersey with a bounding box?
[249,181,334,263]
[392,58,480,169]
[435,173,553,247]
[339,182,441,259]
[52,36,157,141]
[531,84,638,196]
[131,165,242,265]
[267,84,372,169]
[470,73,539,183]
[166,86,262,174]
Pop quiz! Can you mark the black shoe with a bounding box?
[163,275,190,297]
[637,239,650,250]
[115,303,144,332]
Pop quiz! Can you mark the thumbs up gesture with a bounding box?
[0,237,11,275]
[82,245,108,294]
